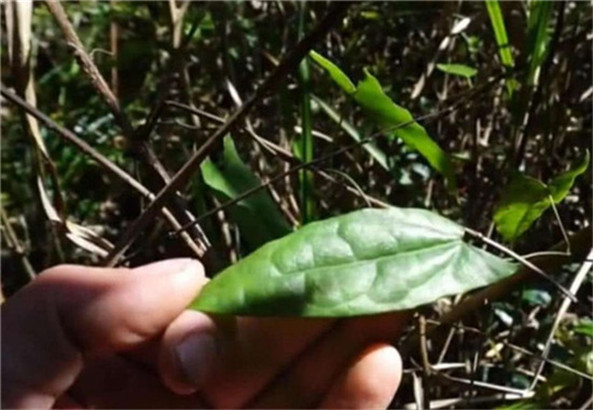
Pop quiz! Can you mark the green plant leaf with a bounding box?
[493,173,551,241]
[485,0,516,96]
[521,288,551,306]
[496,400,540,410]
[312,94,389,170]
[574,319,593,338]
[201,136,292,250]
[297,5,316,224]
[309,50,356,94]
[526,0,554,86]
[310,52,457,190]
[191,207,517,317]
[485,0,514,68]
[354,69,457,190]
[494,151,590,241]
[548,150,590,203]
[436,63,478,78]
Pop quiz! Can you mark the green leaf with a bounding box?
[436,63,478,78]
[201,136,292,250]
[526,0,554,86]
[191,208,517,317]
[354,69,457,190]
[309,51,356,94]
[485,0,516,96]
[574,319,593,338]
[312,94,389,171]
[493,173,551,241]
[548,150,590,203]
[485,0,514,68]
[496,400,540,410]
[310,52,456,190]
[494,151,590,241]
[297,6,316,224]
[521,288,551,306]
[360,10,380,20]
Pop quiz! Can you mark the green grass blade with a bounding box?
[297,3,316,224]
[436,63,478,78]
[485,0,516,96]
[486,0,514,67]
[526,0,554,86]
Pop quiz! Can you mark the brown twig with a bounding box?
[109,0,118,99]
[104,2,352,266]
[0,207,36,281]
[529,248,593,390]
[45,0,132,135]
[424,319,593,381]
[166,100,389,210]
[464,228,581,306]
[44,0,211,258]
[0,85,204,260]
[169,99,464,237]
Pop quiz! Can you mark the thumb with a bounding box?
[2,258,205,409]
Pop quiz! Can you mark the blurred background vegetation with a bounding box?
[1,1,591,408]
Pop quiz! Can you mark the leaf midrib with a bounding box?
[275,239,460,278]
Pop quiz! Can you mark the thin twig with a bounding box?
[464,228,580,306]
[548,194,571,254]
[0,207,36,281]
[436,373,529,396]
[528,248,593,390]
[402,392,534,410]
[45,0,133,135]
[579,395,593,410]
[109,0,118,99]
[0,85,204,260]
[168,65,516,237]
[104,3,352,266]
[169,98,469,237]
[134,14,203,141]
[400,228,590,356]
[45,0,210,258]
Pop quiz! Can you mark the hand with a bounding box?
[2,259,406,409]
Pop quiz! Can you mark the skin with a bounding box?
[2,258,407,409]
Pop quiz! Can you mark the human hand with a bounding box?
[2,259,406,409]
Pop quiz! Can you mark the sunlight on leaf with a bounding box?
[436,63,478,78]
[494,150,590,241]
[310,52,456,190]
[494,173,550,241]
[191,207,516,317]
[309,50,356,94]
[548,150,590,203]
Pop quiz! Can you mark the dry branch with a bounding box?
[0,86,204,260]
[104,2,352,266]
[44,0,211,259]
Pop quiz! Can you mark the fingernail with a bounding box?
[175,333,216,388]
